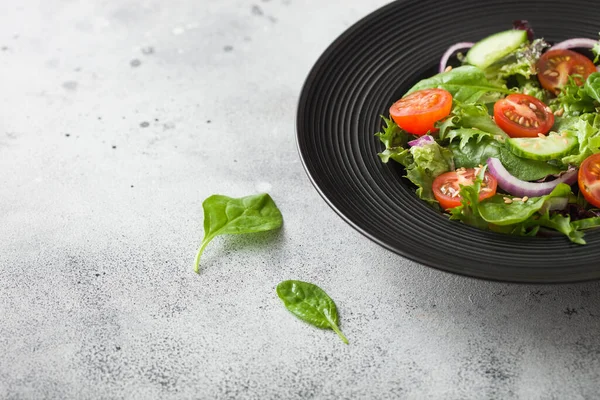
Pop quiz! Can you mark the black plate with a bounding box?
[296,0,600,283]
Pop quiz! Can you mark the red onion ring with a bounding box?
[549,38,598,51]
[486,157,578,197]
[439,42,474,73]
[407,135,435,147]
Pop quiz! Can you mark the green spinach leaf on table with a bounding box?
[277,280,348,344]
[194,193,283,273]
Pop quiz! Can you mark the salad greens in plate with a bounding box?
[377,21,600,244]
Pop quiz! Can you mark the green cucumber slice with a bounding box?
[466,30,528,69]
[507,132,578,161]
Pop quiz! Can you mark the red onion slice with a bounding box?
[408,135,435,147]
[439,42,474,73]
[486,157,577,197]
[549,38,598,51]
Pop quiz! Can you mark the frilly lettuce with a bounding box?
[376,117,453,206]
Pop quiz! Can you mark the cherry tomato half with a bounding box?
[578,153,600,208]
[389,89,453,135]
[493,94,554,138]
[433,168,498,210]
[537,49,596,94]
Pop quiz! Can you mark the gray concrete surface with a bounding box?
[1,1,600,399]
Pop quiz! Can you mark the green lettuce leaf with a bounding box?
[450,181,585,244]
[550,75,597,116]
[374,116,411,164]
[483,39,550,83]
[449,137,562,181]
[585,72,600,103]
[406,66,511,104]
[375,117,453,206]
[559,114,600,166]
[437,102,508,141]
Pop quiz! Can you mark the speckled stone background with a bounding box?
[2,1,600,399]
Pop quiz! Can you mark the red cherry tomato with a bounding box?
[578,153,600,208]
[537,49,596,94]
[433,168,498,210]
[493,94,554,138]
[389,89,453,135]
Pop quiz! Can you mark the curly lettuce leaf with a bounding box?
[375,116,412,165]
[559,114,600,166]
[592,35,600,64]
[515,77,550,102]
[437,102,508,141]
[550,75,598,116]
[375,117,453,206]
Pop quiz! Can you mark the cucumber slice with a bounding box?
[507,132,578,161]
[466,30,528,69]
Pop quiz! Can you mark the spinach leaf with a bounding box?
[449,137,562,181]
[585,72,600,103]
[572,217,600,230]
[534,212,585,244]
[277,280,348,344]
[450,182,584,244]
[406,66,511,103]
[449,137,501,168]
[497,147,563,181]
[477,184,572,225]
[194,193,283,273]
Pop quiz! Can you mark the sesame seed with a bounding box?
[504,197,513,204]
[522,196,529,202]
[537,133,545,138]
[512,197,522,202]
[554,108,564,116]
[545,107,552,113]
[444,65,453,72]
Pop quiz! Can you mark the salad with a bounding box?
[376,21,600,244]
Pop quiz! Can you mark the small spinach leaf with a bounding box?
[194,193,283,273]
[406,66,511,103]
[277,280,348,344]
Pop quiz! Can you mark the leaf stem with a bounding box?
[329,322,349,344]
[193,237,211,274]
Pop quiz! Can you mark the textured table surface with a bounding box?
[2,1,600,399]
